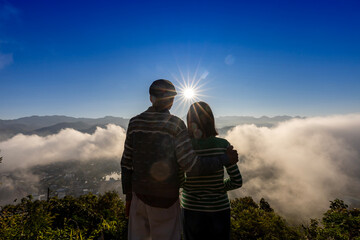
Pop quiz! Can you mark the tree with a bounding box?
[230,197,302,240]
[303,199,360,240]
[0,191,128,239]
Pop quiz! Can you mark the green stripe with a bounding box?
[182,195,226,202]
[181,193,229,201]
[226,175,242,181]
[195,149,226,154]
[182,195,228,204]
[183,185,224,190]
[183,189,226,195]
[182,199,229,208]
[185,180,223,186]
[186,170,223,179]
[226,165,238,171]
[186,178,223,183]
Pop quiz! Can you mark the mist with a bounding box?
[0,124,126,172]
[225,114,360,221]
[1,115,360,221]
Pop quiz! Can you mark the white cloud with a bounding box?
[1,115,360,221]
[225,114,360,221]
[0,124,126,172]
[0,170,39,204]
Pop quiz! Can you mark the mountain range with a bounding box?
[0,115,301,141]
[0,116,129,141]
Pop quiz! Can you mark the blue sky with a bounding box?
[0,0,359,119]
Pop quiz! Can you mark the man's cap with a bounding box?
[149,79,177,98]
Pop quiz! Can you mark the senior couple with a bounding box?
[121,79,242,240]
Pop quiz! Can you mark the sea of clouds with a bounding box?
[0,124,126,172]
[1,114,360,221]
[226,114,360,221]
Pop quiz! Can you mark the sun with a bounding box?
[170,66,209,116]
[183,87,196,100]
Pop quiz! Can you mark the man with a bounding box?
[121,79,238,240]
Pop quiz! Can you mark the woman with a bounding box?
[181,101,243,240]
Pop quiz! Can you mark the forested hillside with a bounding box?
[1,192,359,239]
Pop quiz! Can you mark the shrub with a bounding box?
[0,191,127,240]
[230,197,303,240]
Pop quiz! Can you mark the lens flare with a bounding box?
[183,88,195,99]
[170,66,209,116]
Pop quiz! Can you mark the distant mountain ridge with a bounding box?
[215,115,302,128]
[0,115,302,141]
[0,115,129,130]
[0,115,129,141]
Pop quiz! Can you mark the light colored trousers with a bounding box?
[128,193,181,240]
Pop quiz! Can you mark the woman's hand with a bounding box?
[226,145,239,165]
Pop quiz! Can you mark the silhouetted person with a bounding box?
[121,79,238,240]
[181,101,243,240]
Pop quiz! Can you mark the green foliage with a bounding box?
[2,194,360,240]
[230,197,303,240]
[0,191,127,240]
[303,199,360,240]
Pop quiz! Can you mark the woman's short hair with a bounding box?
[187,101,218,139]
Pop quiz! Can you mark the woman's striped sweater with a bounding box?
[180,136,242,212]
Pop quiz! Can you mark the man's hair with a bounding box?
[150,79,177,111]
[149,79,177,98]
[187,101,218,139]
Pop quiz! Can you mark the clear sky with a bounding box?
[1,0,359,119]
